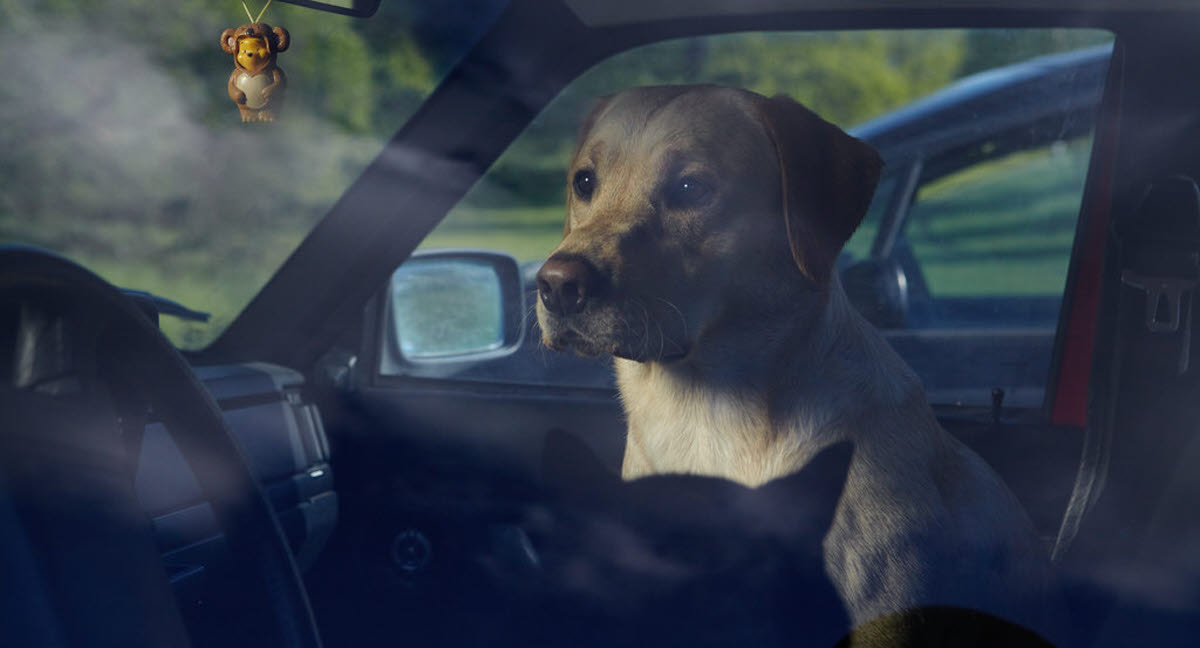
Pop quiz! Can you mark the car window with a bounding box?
[419,30,985,263]
[904,136,1092,313]
[843,174,898,264]
[0,0,507,350]
[382,28,1112,409]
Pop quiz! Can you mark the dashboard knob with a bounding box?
[390,528,432,575]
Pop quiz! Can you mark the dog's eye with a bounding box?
[665,176,714,210]
[573,169,596,202]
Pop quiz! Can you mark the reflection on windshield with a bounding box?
[0,0,505,349]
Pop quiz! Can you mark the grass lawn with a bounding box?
[905,139,1090,295]
[420,204,565,263]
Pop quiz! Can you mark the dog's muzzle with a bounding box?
[536,254,689,363]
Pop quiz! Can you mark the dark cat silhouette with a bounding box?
[529,430,854,647]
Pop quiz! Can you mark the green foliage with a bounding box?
[378,36,436,123]
[294,21,375,132]
[385,37,436,92]
[706,31,966,125]
[960,29,1112,76]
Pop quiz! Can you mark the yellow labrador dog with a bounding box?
[535,85,1060,639]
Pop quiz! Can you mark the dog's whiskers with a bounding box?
[653,310,666,360]
[527,294,562,367]
[631,297,652,360]
[656,297,689,341]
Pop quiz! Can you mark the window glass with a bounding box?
[0,0,507,349]
[392,260,503,358]
[880,133,1100,407]
[421,29,990,263]
[844,173,898,264]
[906,137,1092,300]
[392,28,1112,408]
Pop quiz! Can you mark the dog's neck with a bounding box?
[616,278,923,486]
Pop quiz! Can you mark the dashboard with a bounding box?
[135,362,337,598]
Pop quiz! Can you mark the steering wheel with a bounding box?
[0,247,321,647]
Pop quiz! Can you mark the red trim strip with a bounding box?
[1051,84,1119,426]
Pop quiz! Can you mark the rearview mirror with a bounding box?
[274,0,379,18]
[386,250,524,361]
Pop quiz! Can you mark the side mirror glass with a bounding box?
[387,250,524,361]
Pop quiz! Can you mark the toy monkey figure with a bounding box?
[220,23,289,123]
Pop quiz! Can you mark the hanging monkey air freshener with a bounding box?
[221,1,289,123]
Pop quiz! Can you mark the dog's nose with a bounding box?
[537,257,594,315]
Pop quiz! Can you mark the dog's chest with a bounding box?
[616,362,815,485]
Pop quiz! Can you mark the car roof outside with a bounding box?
[852,44,1111,161]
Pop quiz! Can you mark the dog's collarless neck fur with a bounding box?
[617,281,924,486]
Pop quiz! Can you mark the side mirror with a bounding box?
[386,250,524,361]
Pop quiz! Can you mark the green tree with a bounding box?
[293,20,375,132]
[959,29,1112,76]
[706,31,966,126]
[463,30,969,209]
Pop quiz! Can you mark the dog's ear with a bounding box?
[756,95,883,286]
[564,96,612,237]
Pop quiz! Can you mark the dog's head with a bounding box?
[536,85,882,363]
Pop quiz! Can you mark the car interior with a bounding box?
[6,0,1200,646]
